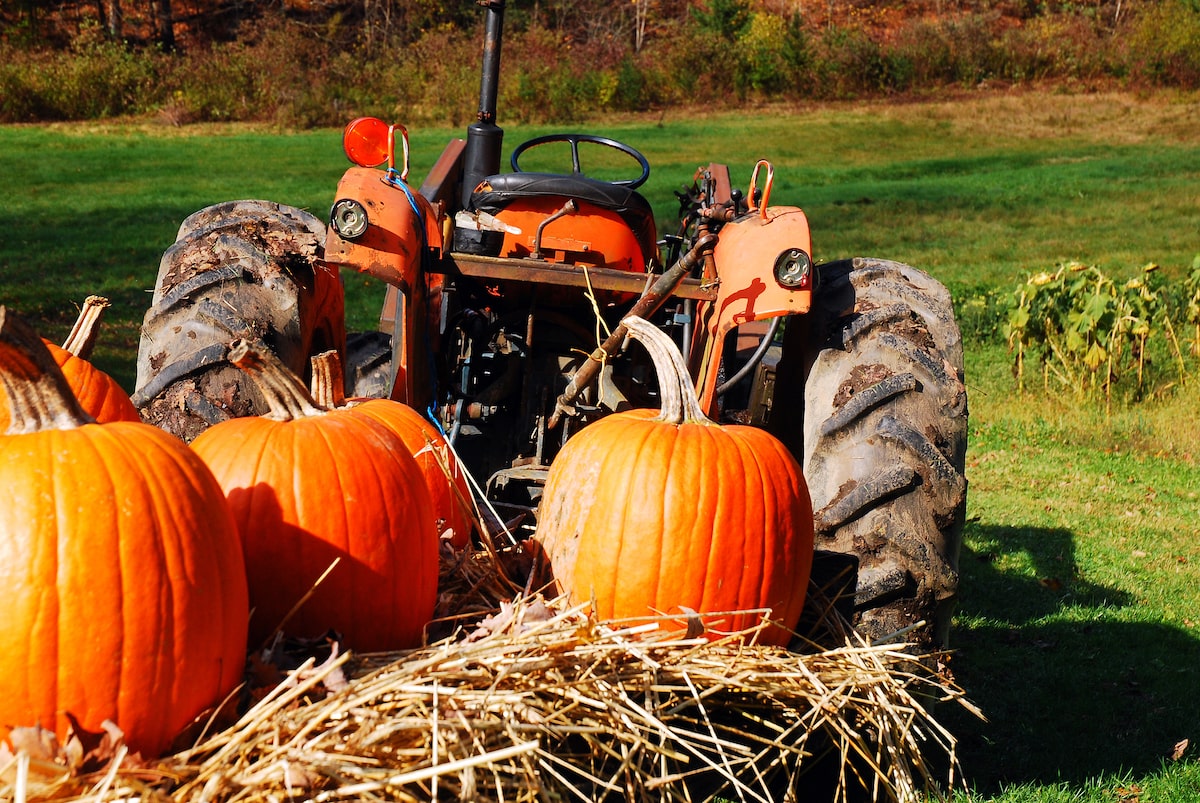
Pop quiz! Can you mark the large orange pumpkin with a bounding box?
[534,316,814,646]
[191,340,439,652]
[0,307,248,758]
[310,350,476,549]
[0,296,139,430]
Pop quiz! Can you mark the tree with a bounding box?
[106,0,122,39]
[691,0,750,41]
[151,0,174,50]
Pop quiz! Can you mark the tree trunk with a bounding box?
[153,0,175,50]
[106,0,123,40]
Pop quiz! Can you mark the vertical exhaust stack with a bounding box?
[461,0,505,210]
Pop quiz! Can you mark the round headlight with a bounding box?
[331,198,369,240]
[773,248,812,289]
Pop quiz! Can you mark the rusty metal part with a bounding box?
[547,234,717,429]
[533,199,578,260]
[446,254,717,301]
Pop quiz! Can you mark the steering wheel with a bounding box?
[510,133,651,190]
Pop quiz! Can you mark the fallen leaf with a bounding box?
[677,606,706,640]
[1113,784,1141,802]
[1170,737,1189,761]
[1038,577,1064,592]
[6,723,60,762]
[62,713,132,775]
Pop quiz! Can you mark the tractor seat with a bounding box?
[471,172,657,263]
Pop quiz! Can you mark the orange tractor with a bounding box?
[133,0,966,656]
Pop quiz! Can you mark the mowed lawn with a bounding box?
[1,89,1198,801]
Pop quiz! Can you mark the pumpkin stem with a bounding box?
[227,339,327,421]
[62,295,110,360]
[622,316,713,426]
[309,350,348,409]
[0,306,94,434]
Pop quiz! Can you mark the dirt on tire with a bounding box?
[775,257,968,656]
[133,200,345,442]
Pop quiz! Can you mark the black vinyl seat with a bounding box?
[471,172,657,263]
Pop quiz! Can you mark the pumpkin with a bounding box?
[0,306,248,758]
[190,340,439,652]
[310,350,476,549]
[0,296,139,430]
[533,316,814,646]
[52,295,140,423]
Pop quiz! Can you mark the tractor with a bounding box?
[132,0,967,658]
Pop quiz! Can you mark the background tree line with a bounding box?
[1,0,1198,125]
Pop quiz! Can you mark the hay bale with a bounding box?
[0,580,980,803]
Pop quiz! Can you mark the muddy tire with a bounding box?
[795,257,967,655]
[132,200,344,442]
[344,330,393,399]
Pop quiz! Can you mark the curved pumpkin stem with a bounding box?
[309,349,348,410]
[0,306,94,434]
[227,339,326,421]
[622,316,714,427]
[62,295,110,360]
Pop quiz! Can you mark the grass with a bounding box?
[1,89,1198,801]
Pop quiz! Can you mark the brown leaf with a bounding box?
[312,640,349,693]
[1170,737,1189,761]
[6,723,60,762]
[0,724,69,785]
[1038,577,1064,592]
[678,607,706,640]
[1114,784,1142,803]
[62,713,130,775]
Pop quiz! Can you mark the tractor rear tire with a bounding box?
[344,330,394,400]
[795,257,967,656]
[132,200,344,442]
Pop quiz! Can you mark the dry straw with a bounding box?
[0,542,980,803]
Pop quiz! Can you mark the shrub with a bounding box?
[1125,1,1200,87]
[812,24,897,97]
[161,43,259,123]
[736,12,795,94]
[888,13,1008,86]
[1005,262,1195,403]
[0,24,164,121]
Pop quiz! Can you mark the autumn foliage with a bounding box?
[1,1,1198,125]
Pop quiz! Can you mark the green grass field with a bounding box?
[1,89,1198,801]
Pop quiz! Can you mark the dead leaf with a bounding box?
[1113,784,1142,802]
[6,723,60,762]
[466,596,556,643]
[1170,737,1189,761]
[287,638,348,693]
[1038,577,1064,592]
[522,597,555,625]
[677,607,706,640]
[313,641,349,693]
[466,599,516,642]
[62,713,131,775]
[238,758,322,789]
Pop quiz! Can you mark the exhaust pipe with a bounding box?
[461,0,505,209]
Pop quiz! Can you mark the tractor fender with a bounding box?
[325,167,443,290]
[692,206,814,411]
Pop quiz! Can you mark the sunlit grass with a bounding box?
[1,89,1198,800]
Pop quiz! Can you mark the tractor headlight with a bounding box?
[331,198,369,240]
[773,248,812,289]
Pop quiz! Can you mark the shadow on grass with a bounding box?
[940,524,1200,793]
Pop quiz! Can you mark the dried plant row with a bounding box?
[0,553,980,803]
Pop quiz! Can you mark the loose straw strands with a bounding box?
[1,594,979,803]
